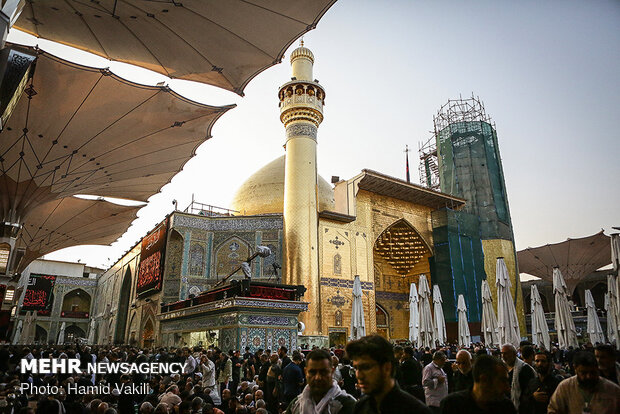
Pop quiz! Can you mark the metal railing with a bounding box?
[182,200,239,217]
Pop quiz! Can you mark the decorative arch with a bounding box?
[141,311,156,348]
[35,324,47,343]
[166,229,184,278]
[65,324,86,342]
[214,236,250,278]
[189,243,206,276]
[114,266,132,343]
[375,304,390,339]
[61,289,91,316]
[374,219,432,276]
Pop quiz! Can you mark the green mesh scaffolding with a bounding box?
[430,107,516,324]
[437,121,512,240]
[431,208,485,323]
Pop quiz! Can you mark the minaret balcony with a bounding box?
[279,94,323,115]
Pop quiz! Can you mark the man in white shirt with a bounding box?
[548,351,619,414]
[422,351,448,413]
[183,347,197,375]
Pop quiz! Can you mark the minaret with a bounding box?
[278,42,325,336]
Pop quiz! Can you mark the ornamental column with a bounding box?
[278,43,325,336]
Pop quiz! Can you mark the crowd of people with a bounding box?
[0,337,619,414]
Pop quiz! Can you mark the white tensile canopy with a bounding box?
[496,258,520,347]
[408,282,419,344]
[553,267,578,349]
[481,279,499,347]
[11,320,22,345]
[57,322,66,345]
[585,289,605,345]
[417,274,434,349]
[13,0,338,95]
[432,284,446,346]
[607,274,620,349]
[0,47,233,271]
[18,198,141,272]
[350,275,365,340]
[530,284,550,350]
[517,231,611,296]
[457,294,471,347]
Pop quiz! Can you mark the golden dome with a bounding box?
[290,46,314,64]
[230,155,334,215]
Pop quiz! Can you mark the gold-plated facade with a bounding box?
[279,45,326,335]
[481,239,527,336]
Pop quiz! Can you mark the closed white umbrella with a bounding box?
[585,290,605,344]
[57,322,66,345]
[605,293,614,344]
[408,282,419,344]
[553,267,578,349]
[88,319,98,344]
[417,275,434,349]
[457,294,471,347]
[531,284,551,350]
[607,274,620,349]
[496,258,521,347]
[481,280,499,347]
[350,275,366,340]
[433,285,446,346]
[12,320,23,345]
[611,233,620,274]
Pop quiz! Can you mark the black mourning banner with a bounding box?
[22,274,56,311]
[136,218,168,296]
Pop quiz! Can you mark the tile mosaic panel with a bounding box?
[219,328,237,352]
[246,327,266,352]
[320,277,374,290]
[174,214,282,232]
[273,328,291,350]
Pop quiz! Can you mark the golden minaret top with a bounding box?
[290,40,315,80]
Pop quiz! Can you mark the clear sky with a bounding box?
[9,0,619,275]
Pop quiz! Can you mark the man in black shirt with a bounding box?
[346,335,431,414]
[521,351,561,414]
[282,353,305,406]
[451,350,473,393]
[400,346,424,401]
[440,354,516,414]
[421,348,433,367]
[279,346,292,370]
[595,344,620,385]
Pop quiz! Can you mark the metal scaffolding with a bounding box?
[418,95,496,192]
[418,135,440,190]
